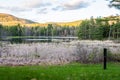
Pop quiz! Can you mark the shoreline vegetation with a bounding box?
[0,40,120,66]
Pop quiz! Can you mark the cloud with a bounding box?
[9,7,31,12]
[22,0,51,8]
[51,0,90,11]
[0,5,31,12]
[22,0,43,8]
[0,0,92,14]
[0,6,5,9]
[62,0,89,10]
[0,0,51,12]
[37,8,48,14]
[52,6,63,11]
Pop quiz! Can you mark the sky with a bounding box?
[0,0,120,23]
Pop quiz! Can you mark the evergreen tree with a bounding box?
[108,0,120,9]
[0,24,3,40]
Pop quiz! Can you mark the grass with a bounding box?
[0,62,120,80]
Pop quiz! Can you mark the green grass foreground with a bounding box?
[0,63,120,80]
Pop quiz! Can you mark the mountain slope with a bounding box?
[0,13,120,27]
[0,13,36,26]
[0,13,82,27]
[47,20,82,26]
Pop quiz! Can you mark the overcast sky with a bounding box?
[0,0,119,23]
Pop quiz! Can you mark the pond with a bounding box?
[1,36,78,43]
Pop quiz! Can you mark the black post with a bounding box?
[103,48,107,70]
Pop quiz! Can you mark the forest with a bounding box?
[0,16,120,41]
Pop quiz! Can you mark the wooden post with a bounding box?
[103,48,107,70]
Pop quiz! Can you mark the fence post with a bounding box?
[103,48,107,70]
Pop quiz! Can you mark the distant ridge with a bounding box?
[0,13,120,27]
[0,13,83,27]
[0,13,36,26]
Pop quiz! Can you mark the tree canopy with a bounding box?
[108,0,120,9]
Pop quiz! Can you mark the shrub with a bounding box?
[75,43,103,63]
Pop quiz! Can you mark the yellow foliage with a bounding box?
[0,13,120,27]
